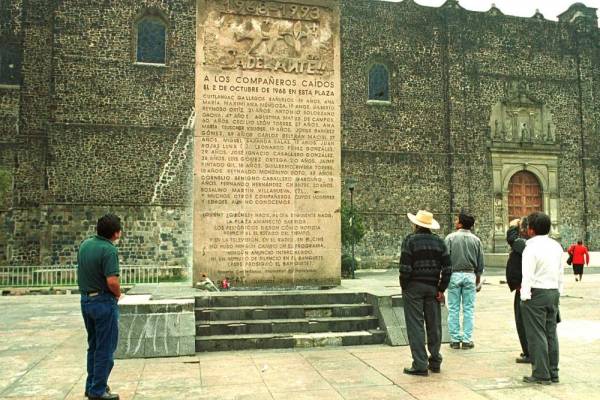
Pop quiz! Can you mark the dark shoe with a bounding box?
[403,367,428,376]
[551,376,559,383]
[450,342,461,349]
[85,385,111,398]
[462,341,475,349]
[516,355,531,363]
[87,391,119,400]
[428,365,441,373]
[523,376,551,385]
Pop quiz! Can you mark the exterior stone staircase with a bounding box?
[195,292,386,352]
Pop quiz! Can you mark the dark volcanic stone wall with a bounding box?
[52,0,194,128]
[49,0,195,204]
[46,125,193,205]
[0,88,19,143]
[341,0,600,266]
[575,21,600,251]
[3,0,196,267]
[3,0,599,269]
[447,9,577,246]
[341,0,451,266]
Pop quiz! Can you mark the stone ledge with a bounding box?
[116,295,195,359]
[119,295,195,313]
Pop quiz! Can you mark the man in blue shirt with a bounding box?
[77,214,123,400]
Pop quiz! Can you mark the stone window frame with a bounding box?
[132,9,170,67]
[366,61,392,105]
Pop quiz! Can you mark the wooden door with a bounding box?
[508,171,542,222]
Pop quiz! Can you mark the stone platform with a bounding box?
[115,295,196,359]
[117,283,450,357]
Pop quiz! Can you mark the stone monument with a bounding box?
[194,0,341,287]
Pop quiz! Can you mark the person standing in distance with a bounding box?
[567,240,589,282]
[505,217,531,364]
[444,209,485,349]
[400,210,452,376]
[520,211,563,385]
[77,214,123,400]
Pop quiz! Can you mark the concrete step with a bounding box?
[195,303,373,321]
[195,329,386,352]
[195,292,368,308]
[196,316,379,336]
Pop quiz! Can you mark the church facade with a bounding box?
[0,0,598,270]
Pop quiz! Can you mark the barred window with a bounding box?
[368,64,389,102]
[0,44,21,85]
[136,17,166,64]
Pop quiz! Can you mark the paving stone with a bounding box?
[2,274,600,399]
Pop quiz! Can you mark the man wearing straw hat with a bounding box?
[400,210,452,376]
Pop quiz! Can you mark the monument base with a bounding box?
[485,253,510,269]
[115,295,196,359]
[115,283,450,357]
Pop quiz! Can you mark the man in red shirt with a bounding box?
[567,240,590,282]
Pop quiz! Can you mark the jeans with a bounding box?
[447,272,476,343]
[81,293,119,397]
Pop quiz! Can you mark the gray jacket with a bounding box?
[445,229,485,276]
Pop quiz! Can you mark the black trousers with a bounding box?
[514,290,528,356]
[403,281,442,370]
[521,289,559,380]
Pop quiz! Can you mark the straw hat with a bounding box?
[407,210,440,230]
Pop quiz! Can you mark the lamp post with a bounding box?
[347,177,356,279]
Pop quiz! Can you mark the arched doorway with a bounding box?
[508,171,542,222]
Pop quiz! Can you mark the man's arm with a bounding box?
[584,248,590,266]
[474,243,484,291]
[558,258,565,296]
[103,246,121,299]
[399,238,413,290]
[507,226,526,254]
[439,242,452,293]
[444,234,452,257]
[106,275,121,299]
[520,247,534,301]
[475,239,485,275]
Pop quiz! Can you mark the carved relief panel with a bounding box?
[489,81,556,144]
[203,0,335,75]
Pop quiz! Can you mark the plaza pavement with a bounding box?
[1,269,600,400]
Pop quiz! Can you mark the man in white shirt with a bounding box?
[520,212,563,385]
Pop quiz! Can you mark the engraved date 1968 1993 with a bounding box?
[225,0,320,20]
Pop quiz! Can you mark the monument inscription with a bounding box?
[194,0,341,286]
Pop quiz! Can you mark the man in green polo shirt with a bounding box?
[77,213,123,400]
